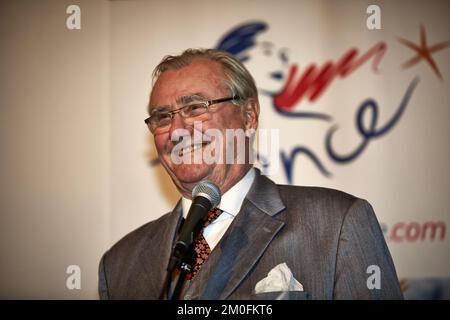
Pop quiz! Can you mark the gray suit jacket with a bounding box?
[99,171,403,299]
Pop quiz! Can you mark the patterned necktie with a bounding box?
[186,207,222,280]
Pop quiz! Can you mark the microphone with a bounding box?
[167,181,221,273]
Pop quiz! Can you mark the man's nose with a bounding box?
[168,113,192,142]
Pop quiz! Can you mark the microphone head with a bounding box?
[192,181,221,207]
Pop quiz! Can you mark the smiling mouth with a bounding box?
[178,141,211,157]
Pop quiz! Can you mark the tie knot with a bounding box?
[203,207,222,228]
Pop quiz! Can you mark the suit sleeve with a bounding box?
[98,253,110,300]
[333,198,403,299]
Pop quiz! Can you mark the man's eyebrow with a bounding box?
[148,104,170,115]
[148,94,207,114]
[179,94,206,104]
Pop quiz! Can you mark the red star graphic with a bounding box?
[398,25,450,81]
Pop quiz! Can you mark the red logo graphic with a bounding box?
[274,42,387,110]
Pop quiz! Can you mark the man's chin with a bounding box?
[171,163,212,184]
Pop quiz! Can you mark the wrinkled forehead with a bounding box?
[149,59,229,107]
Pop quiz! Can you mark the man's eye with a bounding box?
[160,113,172,118]
[188,103,205,110]
[153,113,172,125]
[185,103,207,116]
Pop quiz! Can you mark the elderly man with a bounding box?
[98,49,403,300]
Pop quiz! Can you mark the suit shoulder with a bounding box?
[276,184,362,220]
[277,184,358,204]
[104,212,173,261]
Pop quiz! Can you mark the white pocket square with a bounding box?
[254,263,304,294]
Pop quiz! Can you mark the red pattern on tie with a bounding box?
[186,207,222,280]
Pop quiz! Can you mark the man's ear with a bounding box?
[242,98,260,131]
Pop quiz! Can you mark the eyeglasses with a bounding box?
[145,96,239,134]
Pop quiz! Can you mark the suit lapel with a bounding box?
[185,172,287,300]
[138,200,183,298]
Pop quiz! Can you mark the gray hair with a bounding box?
[151,48,258,104]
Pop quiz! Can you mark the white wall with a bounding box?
[107,0,450,279]
[0,0,449,299]
[0,0,110,299]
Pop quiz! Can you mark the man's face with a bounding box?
[150,59,252,196]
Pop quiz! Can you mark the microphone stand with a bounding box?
[162,205,209,300]
[159,181,221,300]
[166,245,196,300]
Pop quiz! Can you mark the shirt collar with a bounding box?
[181,168,256,219]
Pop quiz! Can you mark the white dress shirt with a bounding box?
[181,168,256,250]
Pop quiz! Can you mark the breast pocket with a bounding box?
[250,291,311,300]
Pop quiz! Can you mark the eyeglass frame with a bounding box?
[144,95,240,133]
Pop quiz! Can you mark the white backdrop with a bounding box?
[109,0,450,280]
[1,0,449,299]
